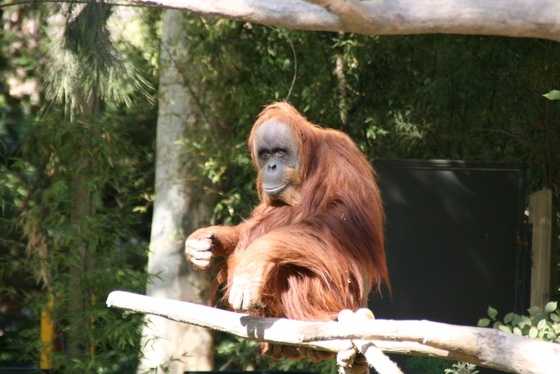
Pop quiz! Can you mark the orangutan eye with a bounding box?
[259,149,271,160]
[273,148,287,158]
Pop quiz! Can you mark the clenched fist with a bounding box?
[185,228,216,270]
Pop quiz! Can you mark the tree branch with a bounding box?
[3,0,560,41]
[106,290,560,374]
[306,0,371,32]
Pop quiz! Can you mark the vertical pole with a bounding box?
[529,189,553,307]
[40,294,54,370]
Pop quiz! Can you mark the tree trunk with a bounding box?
[137,10,214,374]
[333,50,348,128]
[68,85,100,364]
[67,165,92,361]
[47,5,100,361]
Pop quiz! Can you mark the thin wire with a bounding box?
[285,34,298,101]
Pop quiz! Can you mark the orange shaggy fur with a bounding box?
[208,102,388,321]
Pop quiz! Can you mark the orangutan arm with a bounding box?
[185,225,241,269]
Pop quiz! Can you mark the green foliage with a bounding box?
[478,302,560,342]
[215,335,337,374]
[45,3,152,114]
[216,336,264,370]
[544,90,560,101]
[444,362,479,374]
[402,356,450,373]
[0,6,158,371]
[179,21,560,224]
[2,105,155,371]
[0,6,43,366]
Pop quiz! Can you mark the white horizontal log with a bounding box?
[106,290,560,374]
[121,0,560,41]
[303,316,560,374]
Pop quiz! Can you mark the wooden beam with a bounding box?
[529,188,553,308]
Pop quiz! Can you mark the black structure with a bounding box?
[370,160,529,327]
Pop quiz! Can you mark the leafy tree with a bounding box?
[1,5,158,371]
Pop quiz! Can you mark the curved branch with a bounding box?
[118,0,560,42]
[132,0,560,41]
[106,290,560,374]
[305,0,371,31]
[3,0,560,41]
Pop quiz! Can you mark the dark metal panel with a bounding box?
[370,159,529,326]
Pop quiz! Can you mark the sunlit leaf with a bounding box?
[478,318,491,327]
[487,306,498,320]
[545,301,558,313]
[529,326,539,338]
[498,325,512,334]
[543,90,560,101]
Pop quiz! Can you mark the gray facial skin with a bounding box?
[254,120,299,196]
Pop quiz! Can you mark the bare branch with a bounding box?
[0,0,146,8]
[306,0,371,32]
[106,290,560,374]
[120,0,560,42]
[360,343,404,374]
[3,0,560,41]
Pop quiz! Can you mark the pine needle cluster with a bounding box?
[44,1,151,117]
